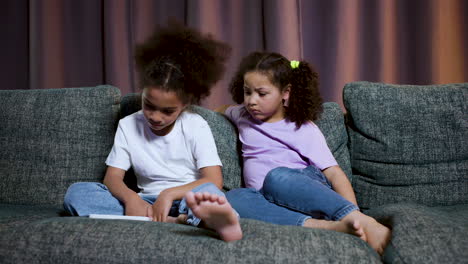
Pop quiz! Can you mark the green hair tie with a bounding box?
[290,60,300,69]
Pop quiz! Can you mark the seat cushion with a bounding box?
[366,203,468,263]
[0,204,63,232]
[0,86,121,206]
[0,217,380,263]
[344,81,468,209]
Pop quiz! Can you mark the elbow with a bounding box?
[102,176,110,186]
[202,177,223,190]
[213,178,223,190]
[208,176,223,190]
[200,166,224,190]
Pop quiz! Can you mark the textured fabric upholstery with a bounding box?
[0,86,120,206]
[315,102,352,179]
[0,217,380,263]
[189,106,243,190]
[1,84,467,263]
[367,203,468,263]
[0,204,63,232]
[344,82,468,209]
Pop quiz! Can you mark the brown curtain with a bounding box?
[1,0,467,109]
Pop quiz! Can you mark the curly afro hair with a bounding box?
[229,52,323,127]
[135,21,231,104]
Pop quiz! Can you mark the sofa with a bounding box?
[0,82,466,263]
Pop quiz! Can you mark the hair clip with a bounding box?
[290,60,300,69]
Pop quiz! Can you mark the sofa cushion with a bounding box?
[344,81,468,209]
[0,204,63,232]
[0,217,380,263]
[0,86,120,206]
[316,102,352,179]
[190,106,243,190]
[366,203,468,263]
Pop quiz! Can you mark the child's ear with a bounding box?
[282,84,291,101]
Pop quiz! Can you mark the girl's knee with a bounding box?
[64,182,104,203]
[192,182,224,196]
[65,182,85,200]
[64,182,122,216]
[67,182,104,193]
[263,167,292,190]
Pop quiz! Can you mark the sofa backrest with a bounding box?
[0,85,120,206]
[344,81,468,210]
[120,94,352,190]
[0,86,351,206]
[315,102,353,180]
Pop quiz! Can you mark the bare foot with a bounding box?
[343,211,392,255]
[304,218,367,242]
[175,214,188,224]
[185,191,243,242]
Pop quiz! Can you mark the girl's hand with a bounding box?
[124,196,152,217]
[151,191,174,222]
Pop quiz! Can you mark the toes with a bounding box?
[352,220,362,231]
[217,196,227,204]
[201,192,211,200]
[377,247,384,255]
[208,193,218,202]
[194,192,204,201]
[185,192,196,207]
[191,191,228,207]
[356,228,364,236]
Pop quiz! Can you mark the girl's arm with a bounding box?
[151,165,223,222]
[322,166,358,206]
[103,166,152,216]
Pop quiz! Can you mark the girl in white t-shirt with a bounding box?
[64,22,242,242]
[217,52,390,252]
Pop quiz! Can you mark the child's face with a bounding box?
[243,71,290,123]
[142,87,187,136]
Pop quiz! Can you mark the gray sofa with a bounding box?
[0,82,466,263]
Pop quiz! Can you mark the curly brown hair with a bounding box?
[134,21,231,104]
[229,52,323,127]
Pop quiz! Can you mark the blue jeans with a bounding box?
[226,166,359,226]
[63,182,224,227]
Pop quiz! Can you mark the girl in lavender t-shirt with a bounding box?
[218,52,391,255]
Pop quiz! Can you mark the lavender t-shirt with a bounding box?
[226,105,338,190]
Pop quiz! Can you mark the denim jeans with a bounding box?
[63,182,224,227]
[226,165,359,226]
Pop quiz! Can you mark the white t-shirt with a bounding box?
[105,110,222,195]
